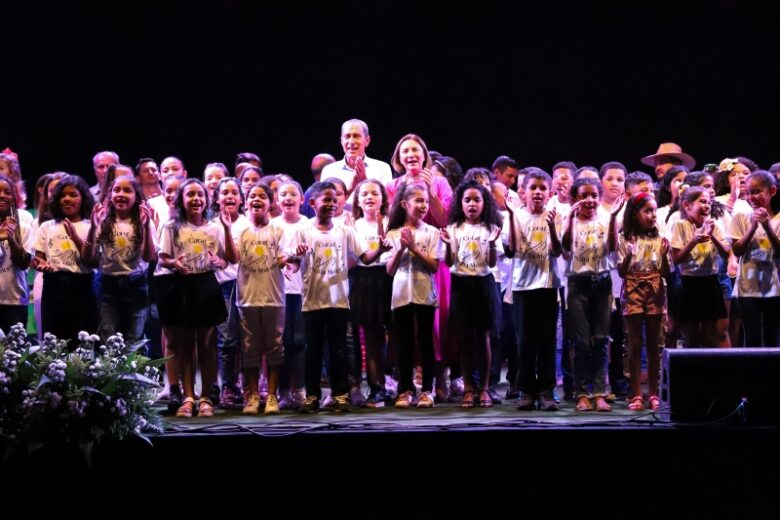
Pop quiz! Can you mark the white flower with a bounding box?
[78,331,89,342]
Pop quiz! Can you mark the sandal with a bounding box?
[627,395,644,411]
[648,395,660,411]
[479,390,493,409]
[594,395,613,412]
[198,397,215,417]
[460,391,475,409]
[575,396,593,412]
[176,397,196,418]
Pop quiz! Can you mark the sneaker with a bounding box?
[278,389,297,410]
[167,385,183,414]
[449,377,465,398]
[416,391,435,408]
[264,394,280,415]
[332,393,352,413]
[537,392,559,411]
[365,390,387,408]
[395,391,414,409]
[293,388,306,406]
[298,395,319,413]
[384,375,398,397]
[219,386,242,409]
[243,393,261,415]
[487,387,503,405]
[350,386,366,407]
[321,394,334,408]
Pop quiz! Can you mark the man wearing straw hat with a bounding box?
[640,142,696,186]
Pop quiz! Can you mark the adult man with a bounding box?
[90,151,120,199]
[491,155,521,209]
[640,142,696,185]
[320,118,392,195]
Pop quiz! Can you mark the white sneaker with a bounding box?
[384,375,398,397]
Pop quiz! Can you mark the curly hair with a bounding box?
[171,178,211,240]
[210,177,245,216]
[449,179,503,230]
[622,193,658,241]
[50,174,94,221]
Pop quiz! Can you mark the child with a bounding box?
[292,181,386,413]
[321,176,353,226]
[34,175,98,343]
[505,170,563,411]
[670,187,730,347]
[385,182,444,408]
[562,178,621,412]
[239,166,263,199]
[442,179,503,408]
[82,175,157,346]
[271,179,309,409]
[157,178,238,418]
[211,177,251,408]
[236,183,290,414]
[730,171,780,346]
[618,193,670,411]
[0,174,33,333]
[203,162,228,201]
[349,179,393,407]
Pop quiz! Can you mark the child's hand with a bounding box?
[752,208,770,226]
[545,208,557,228]
[488,226,501,243]
[172,253,190,274]
[400,227,414,250]
[139,202,152,227]
[376,217,386,239]
[90,202,106,228]
[62,219,79,243]
[35,257,55,273]
[611,195,626,217]
[569,200,584,219]
[440,227,451,245]
[660,237,670,257]
[219,207,232,228]
[0,216,17,240]
[728,254,739,278]
[343,211,355,227]
[625,236,637,257]
[295,244,309,257]
[703,217,715,236]
[208,250,226,270]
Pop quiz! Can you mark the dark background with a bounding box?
[3,0,779,190]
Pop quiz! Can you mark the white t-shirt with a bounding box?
[0,220,33,305]
[510,210,562,291]
[236,222,286,307]
[98,219,155,276]
[34,219,93,274]
[147,195,169,229]
[272,215,310,295]
[447,222,503,277]
[213,214,251,284]
[670,219,725,276]
[729,211,780,298]
[159,220,225,274]
[295,223,366,311]
[617,234,667,274]
[386,223,444,310]
[353,217,390,267]
[564,214,615,276]
[320,156,393,192]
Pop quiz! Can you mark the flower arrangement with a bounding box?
[0,323,163,460]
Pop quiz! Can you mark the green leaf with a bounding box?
[119,373,160,387]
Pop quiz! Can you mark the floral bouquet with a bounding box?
[0,324,164,462]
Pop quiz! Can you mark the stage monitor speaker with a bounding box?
[659,348,780,423]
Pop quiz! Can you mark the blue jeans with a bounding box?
[217,281,241,390]
[567,273,612,396]
[97,272,148,349]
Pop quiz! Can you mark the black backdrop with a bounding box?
[3,0,779,189]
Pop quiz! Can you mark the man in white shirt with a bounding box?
[320,118,393,195]
[90,150,120,199]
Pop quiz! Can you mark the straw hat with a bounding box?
[640,142,696,169]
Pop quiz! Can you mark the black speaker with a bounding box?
[660,348,780,423]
